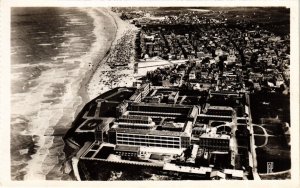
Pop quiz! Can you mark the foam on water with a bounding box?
[11,7,119,180]
[37,43,53,46]
[17,8,117,180]
[19,62,83,179]
[11,7,109,180]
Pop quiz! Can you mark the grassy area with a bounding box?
[254,135,266,146]
[250,92,290,124]
[267,136,288,149]
[253,126,264,135]
[256,147,290,173]
[262,124,284,135]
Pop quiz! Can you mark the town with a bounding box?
[64,7,290,180]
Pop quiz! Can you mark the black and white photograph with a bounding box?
[1,0,299,186]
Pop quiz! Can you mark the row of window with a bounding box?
[117,141,180,148]
[117,134,180,141]
[200,139,229,145]
[129,111,183,116]
[199,145,230,150]
[117,138,180,145]
[118,120,151,124]
[119,125,151,130]
[118,123,152,127]
[118,125,153,129]
[207,110,232,116]
[115,152,137,156]
[117,136,178,141]
[129,106,189,114]
[117,136,180,141]
[128,113,180,119]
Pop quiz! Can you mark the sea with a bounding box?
[11,7,117,180]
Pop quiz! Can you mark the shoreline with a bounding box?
[62,8,135,179]
[25,8,137,180]
[31,8,121,180]
[76,8,119,116]
[87,9,138,99]
[60,8,121,179]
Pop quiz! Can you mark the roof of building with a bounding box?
[183,121,193,135]
[118,115,151,122]
[163,122,185,129]
[163,163,212,174]
[129,91,142,101]
[210,91,241,95]
[77,118,116,133]
[223,169,244,178]
[210,171,226,179]
[149,153,165,160]
[208,106,234,111]
[199,114,233,118]
[114,127,183,137]
[168,91,179,99]
[140,83,150,89]
[200,130,230,140]
[115,145,140,153]
[188,106,199,118]
[131,102,193,108]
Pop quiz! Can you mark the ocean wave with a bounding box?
[37,43,53,46]
[11,7,119,181]
[11,115,40,180]
[11,64,51,93]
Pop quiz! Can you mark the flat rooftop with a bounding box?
[163,163,212,175]
[80,142,116,160]
[76,118,115,133]
[113,127,184,137]
[76,119,103,132]
[112,120,193,137]
[115,145,140,153]
[200,128,231,139]
[103,88,136,102]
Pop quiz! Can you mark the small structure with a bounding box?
[168,91,179,104]
[210,171,226,180]
[199,128,231,151]
[114,145,140,158]
[223,169,244,180]
[163,163,212,177]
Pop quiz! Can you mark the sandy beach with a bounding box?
[87,9,138,100]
